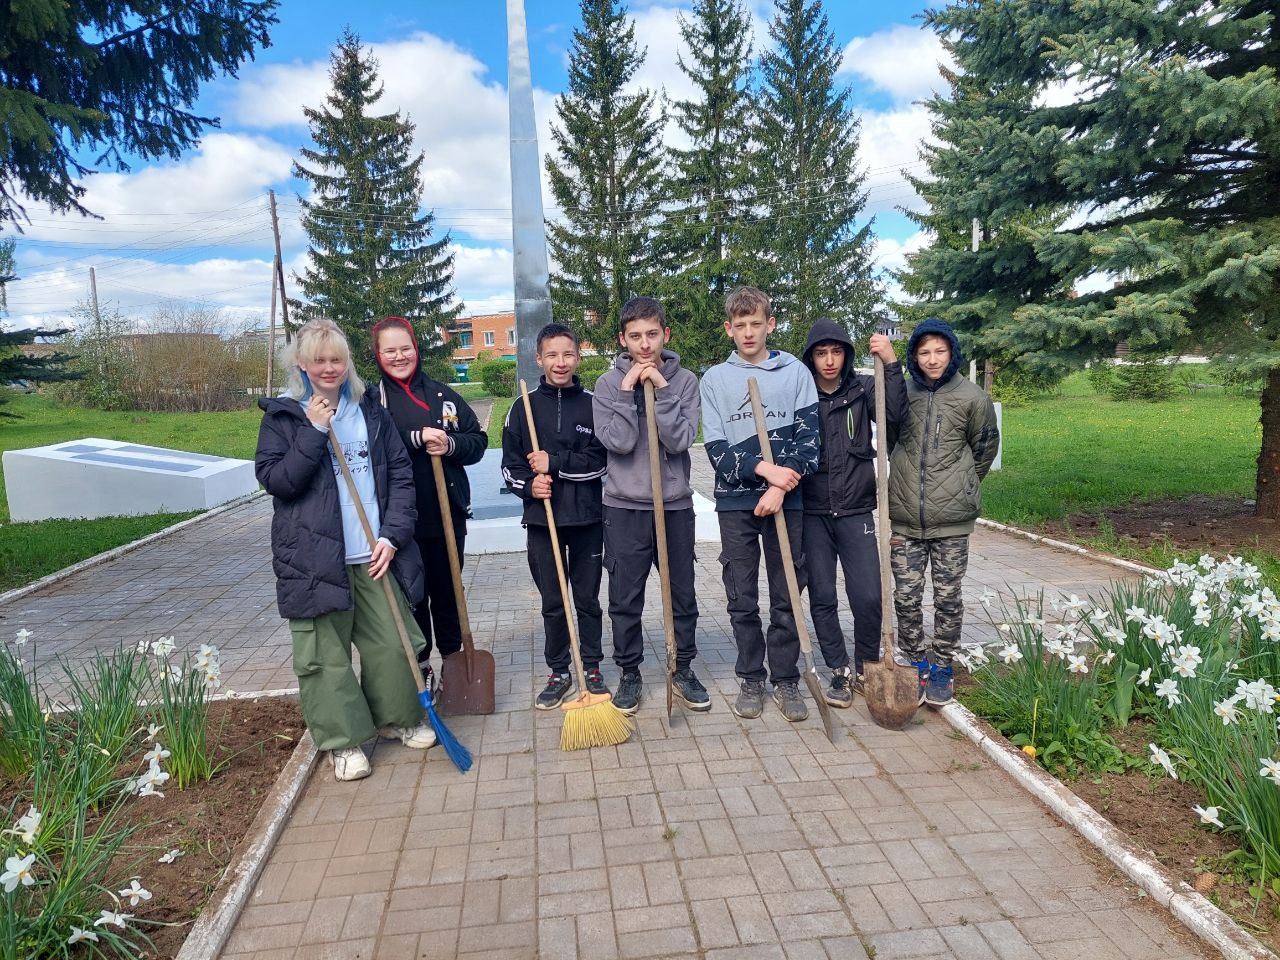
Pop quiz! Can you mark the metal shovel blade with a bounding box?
[438,648,497,716]
[803,661,839,743]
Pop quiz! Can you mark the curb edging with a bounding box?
[976,517,1163,577]
[174,723,319,960]
[940,701,1277,960]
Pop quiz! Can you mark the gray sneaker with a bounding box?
[772,681,809,722]
[536,672,573,710]
[825,667,854,708]
[734,678,766,719]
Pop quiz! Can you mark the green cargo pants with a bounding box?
[289,563,426,751]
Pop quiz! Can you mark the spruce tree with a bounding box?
[546,0,667,347]
[658,0,755,372]
[744,0,881,355]
[0,240,75,416]
[294,31,460,380]
[903,1,1280,515]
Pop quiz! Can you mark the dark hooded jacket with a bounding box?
[255,391,425,620]
[888,318,1000,539]
[800,319,907,516]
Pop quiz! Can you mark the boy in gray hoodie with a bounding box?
[700,287,820,722]
[592,296,710,715]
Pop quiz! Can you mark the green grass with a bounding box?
[0,394,262,591]
[487,396,514,449]
[452,382,491,403]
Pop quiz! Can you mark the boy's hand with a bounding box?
[527,450,550,474]
[532,474,553,499]
[368,539,396,580]
[869,334,897,364]
[621,361,650,392]
[420,426,450,455]
[754,485,785,517]
[639,365,668,389]
[755,462,800,491]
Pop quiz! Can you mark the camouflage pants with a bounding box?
[890,535,970,666]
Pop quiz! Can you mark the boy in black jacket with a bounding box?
[502,324,609,709]
[800,320,907,706]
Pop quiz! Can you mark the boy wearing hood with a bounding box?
[700,287,820,722]
[888,318,999,706]
[592,296,710,715]
[800,320,907,706]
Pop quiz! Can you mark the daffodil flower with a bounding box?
[1102,625,1125,645]
[143,743,170,765]
[147,722,163,741]
[150,636,176,658]
[1124,606,1147,624]
[158,849,183,864]
[6,806,41,846]
[1,853,36,892]
[13,629,32,645]
[979,589,996,609]
[1067,654,1088,674]
[1193,805,1224,828]
[93,909,132,928]
[1137,667,1152,687]
[118,880,152,907]
[1155,678,1181,706]
[1213,696,1242,725]
[1171,645,1202,679]
[1149,743,1178,780]
[1193,605,1212,627]
[998,644,1023,665]
[1098,648,1116,666]
[67,926,99,945]
[1260,758,1280,786]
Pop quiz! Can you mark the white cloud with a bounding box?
[841,24,954,104]
[452,244,513,313]
[873,229,930,275]
[857,106,933,215]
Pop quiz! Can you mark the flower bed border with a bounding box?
[976,517,1162,578]
[940,700,1277,960]
[172,716,318,960]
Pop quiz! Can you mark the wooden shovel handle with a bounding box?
[430,453,477,662]
[873,356,897,660]
[645,380,678,714]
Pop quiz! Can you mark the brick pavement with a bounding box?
[0,453,1208,960]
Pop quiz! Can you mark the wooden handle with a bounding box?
[644,381,677,680]
[519,380,589,691]
[745,378,815,658]
[430,454,476,659]
[873,356,896,659]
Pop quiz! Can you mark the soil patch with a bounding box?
[1050,494,1280,556]
[1,696,304,959]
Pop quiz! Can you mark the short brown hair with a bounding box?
[619,296,666,333]
[725,286,770,319]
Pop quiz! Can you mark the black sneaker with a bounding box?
[772,680,809,722]
[672,667,712,711]
[613,671,643,715]
[419,661,439,698]
[536,672,573,710]
[584,667,609,696]
[825,667,853,708]
[734,678,766,719]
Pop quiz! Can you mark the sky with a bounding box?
[7,0,952,332]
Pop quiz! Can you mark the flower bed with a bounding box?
[0,634,303,959]
[958,556,1280,950]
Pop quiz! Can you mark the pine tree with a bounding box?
[744,0,881,355]
[294,31,460,380]
[0,240,75,416]
[0,0,276,228]
[903,1,1280,515]
[658,0,755,372]
[546,0,667,347]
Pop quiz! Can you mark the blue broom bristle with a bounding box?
[420,690,473,773]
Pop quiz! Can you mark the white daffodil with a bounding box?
[962,643,989,666]
[194,642,220,669]
[137,784,165,799]
[1088,608,1111,627]
[136,638,151,654]
[998,644,1024,665]
[118,880,152,907]
[1259,758,1280,785]
[1067,654,1089,674]
[1155,678,1182,706]
[1171,645,1203,679]
[1214,696,1242,726]
[1024,615,1046,630]
[6,806,41,846]
[143,743,170,766]
[1149,743,1178,780]
[150,636,176,658]
[146,722,163,741]
[1261,620,1280,643]
[1189,588,1208,608]
[1099,648,1116,666]
[1045,637,1072,660]
[1102,625,1125,645]
[1193,605,1212,627]
[1124,605,1148,624]
[1,853,36,892]
[979,588,996,609]
[67,926,99,945]
[1060,594,1088,619]
[93,909,132,928]
[1193,805,1224,828]
[1197,554,1216,570]
[1242,594,1267,618]
[158,849,183,864]
[133,766,170,795]
[1138,667,1153,687]
[1241,562,1263,587]
[1236,679,1278,714]
[13,628,32,645]
[997,622,1012,633]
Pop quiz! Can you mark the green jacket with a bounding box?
[888,374,999,539]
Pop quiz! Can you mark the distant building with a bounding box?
[445,311,601,380]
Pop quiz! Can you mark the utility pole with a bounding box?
[971,217,981,253]
[268,190,292,342]
[88,266,104,378]
[266,258,278,395]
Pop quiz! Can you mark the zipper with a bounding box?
[556,387,562,435]
[919,391,932,536]
[933,414,942,451]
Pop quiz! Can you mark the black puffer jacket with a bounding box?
[255,393,425,620]
[800,319,907,516]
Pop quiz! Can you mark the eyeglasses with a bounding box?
[379,347,415,359]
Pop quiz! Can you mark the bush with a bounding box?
[990,366,1061,408]
[1108,355,1177,402]
[471,356,515,398]
[577,355,611,390]
[422,356,456,385]
[1086,362,1114,395]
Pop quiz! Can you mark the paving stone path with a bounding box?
[0,453,1209,960]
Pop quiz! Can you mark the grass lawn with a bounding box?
[452,382,491,403]
[487,396,514,448]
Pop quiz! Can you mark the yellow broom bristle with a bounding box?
[559,695,632,750]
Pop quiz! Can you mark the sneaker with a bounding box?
[672,667,712,711]
[772,680,809,722]
[330,746,371,781]
[924,664,955,707]
[379,721,437,750]
[613,671,643,715]
[825,667,854,708]
[734,678,766,719]
[584,667,609,696]
[536,672,574,710]
[417,660,439,698]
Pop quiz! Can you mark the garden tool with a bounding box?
[431,455,496,716]
[327,429,472,772]
[862,351,920,731]
[643,379,679,723]
[746,378,839,743]
[520,380,632,750]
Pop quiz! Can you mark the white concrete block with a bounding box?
[3,438,257,522]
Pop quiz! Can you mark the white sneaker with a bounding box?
[330,746,371,781]
[379,721,437,750]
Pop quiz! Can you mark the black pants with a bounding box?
[603,505,699,672]
[803,512,882,671]
[717,509,806,684]
[527,523,604,673]
[413,524,465,663]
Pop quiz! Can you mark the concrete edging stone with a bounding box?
[975,517,1163,577]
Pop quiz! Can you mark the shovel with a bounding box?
[431,454,496,716]
[746,378,838,744]
[643,380,678,723]
[862,351,920,730]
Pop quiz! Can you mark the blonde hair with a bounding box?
[281,317,365,402]
[725,286,771,319]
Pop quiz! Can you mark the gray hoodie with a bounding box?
[699,349,820,512]
[592,350,700,511]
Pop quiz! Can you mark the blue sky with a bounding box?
[9,0,948,330]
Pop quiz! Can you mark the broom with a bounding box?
[326,427,473,772]
[642,379,678,722]
[519,379,632,750]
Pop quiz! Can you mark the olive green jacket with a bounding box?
[888,374,999,539]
